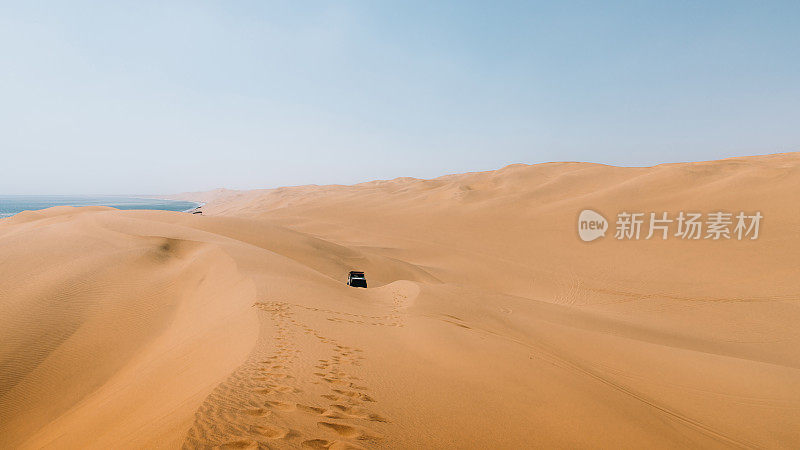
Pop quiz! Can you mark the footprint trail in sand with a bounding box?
[183,299,392,449]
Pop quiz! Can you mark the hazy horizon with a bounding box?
[2,1,799,195]
[2,150,796,197]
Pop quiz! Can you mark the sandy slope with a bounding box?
[2,153,800,448]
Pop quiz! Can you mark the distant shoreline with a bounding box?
[0,195,202,218]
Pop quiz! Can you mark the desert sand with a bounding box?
[1,153,799,448]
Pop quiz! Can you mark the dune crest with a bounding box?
[2,153,800,448]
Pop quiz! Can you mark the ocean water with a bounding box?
[0,196,200,219]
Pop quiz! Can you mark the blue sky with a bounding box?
[1,1,798,194]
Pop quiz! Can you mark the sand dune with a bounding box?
[2,153,800,448]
